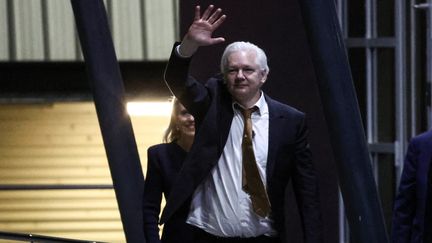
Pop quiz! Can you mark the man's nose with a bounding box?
[236,69,245,79]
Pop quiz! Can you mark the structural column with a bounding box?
[71,1,146,242]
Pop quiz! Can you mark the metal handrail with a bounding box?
[0,230,108,243]
[0,185,114,190]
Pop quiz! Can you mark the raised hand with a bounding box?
[179,5,226,57]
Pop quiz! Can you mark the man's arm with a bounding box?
[164,5,226,118]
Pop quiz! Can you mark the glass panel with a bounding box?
[348,0,366,37]
[377,153,395,233]
[377,48,395,142]
[377,0,394,37]
[348,48,367,130]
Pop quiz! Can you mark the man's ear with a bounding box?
[260,70,268,84]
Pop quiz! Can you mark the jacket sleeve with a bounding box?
[391,139,419,243]
[291,114,323,243]
[142,147,163,243]
[163,43,211,123]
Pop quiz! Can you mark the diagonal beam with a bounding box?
[297,1,389,242]
[70,1,146,242]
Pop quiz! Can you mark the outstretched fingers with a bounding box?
[186,5,226,48]
[212,14,226,29]
[194,5,225,27]
[201,5,214,20]
[193,5,201,21]
[208,8,222,24]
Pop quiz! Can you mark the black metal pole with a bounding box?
[297,1,389,242]
[70,1,146,242]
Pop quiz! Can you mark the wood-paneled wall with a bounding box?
[0,102,170,242]
[0,0,178,61]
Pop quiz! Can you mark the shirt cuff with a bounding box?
[175,45,192,58]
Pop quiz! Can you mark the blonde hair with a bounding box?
[163,97,182,143]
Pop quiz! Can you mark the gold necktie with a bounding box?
[239,106,271,218]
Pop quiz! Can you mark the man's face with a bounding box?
[224,50,267,106]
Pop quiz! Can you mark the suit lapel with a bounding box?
[266,95,284,183]
[219,86,234,152]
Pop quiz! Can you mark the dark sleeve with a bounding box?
[163,43,211,122]
[391,139,419,243]
[142,147,163,243]
[291,114,323,243]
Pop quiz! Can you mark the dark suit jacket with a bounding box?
[425,158,432,243]
[160,44,323,243]
[142,142,194,243]
[392,130,432,243]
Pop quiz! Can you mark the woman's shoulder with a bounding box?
[147,142,184,154]
[148,143,172,151]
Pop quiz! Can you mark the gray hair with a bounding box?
[220,41,270,75]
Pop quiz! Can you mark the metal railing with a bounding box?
[0,230,107,243]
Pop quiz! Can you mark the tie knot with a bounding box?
[236,104,258,119]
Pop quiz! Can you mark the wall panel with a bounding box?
[0,0,8,60]
[0,0,178,61]
[12,0,45,60]
[45,0,77,60]
[110,0,144,60]
[0,102,170,242]
[143,0,176,60]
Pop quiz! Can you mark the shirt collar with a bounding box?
[232,91,268,116]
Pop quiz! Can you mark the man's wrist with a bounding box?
[177,37,199,57]
[175,45,192,58]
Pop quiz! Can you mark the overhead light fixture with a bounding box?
[126,101,172,117]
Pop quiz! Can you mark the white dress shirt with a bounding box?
[186,93,276,237]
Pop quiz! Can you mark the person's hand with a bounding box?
[187,5,226,46]
[179,5,226,57]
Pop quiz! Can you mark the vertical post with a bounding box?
[70,1,146,242]
[297,1,389,242]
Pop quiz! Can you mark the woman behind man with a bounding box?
[142,98,195,243]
